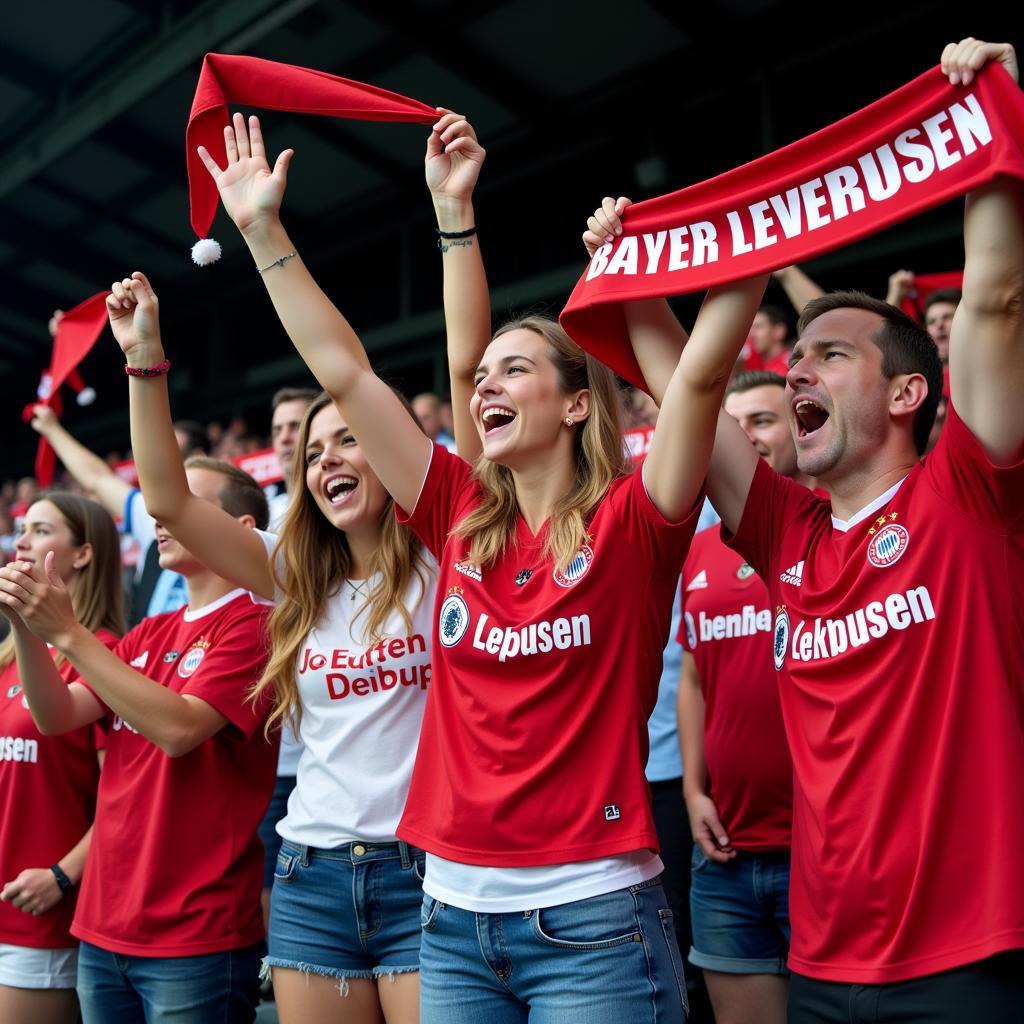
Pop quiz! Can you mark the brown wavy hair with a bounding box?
[253,391,432,734]
[453,316,628,571]
[0,493,125,669]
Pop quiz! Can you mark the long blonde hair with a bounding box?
[454,316,628,572]
[0,494,125,670]
[253,391,431,734]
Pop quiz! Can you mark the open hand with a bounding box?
[197,113,293,234]
[0,868,63,915]
[941,38,1017,86]
[0,552,78,648]
[425,109,485,208]
[106,272,162,360]
[582,196,631,257]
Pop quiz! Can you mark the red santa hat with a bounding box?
[186,53,437,265]
[23,292,109,487]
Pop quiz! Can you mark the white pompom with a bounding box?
[76,387,96,407]
[191,237,223,266]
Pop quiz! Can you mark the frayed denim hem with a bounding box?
[260,957,418,997]
[260,957,375,997]
[374,964,420,980]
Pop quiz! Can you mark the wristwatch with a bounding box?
[49,864,73,893]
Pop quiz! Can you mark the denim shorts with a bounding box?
[419,875,688,1024]
[689,844,791,975]
[265,838,424,982]
[77,940,262,1023]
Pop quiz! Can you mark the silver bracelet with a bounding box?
[257,251,297,274]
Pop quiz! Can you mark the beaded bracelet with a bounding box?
[124,359,171,378]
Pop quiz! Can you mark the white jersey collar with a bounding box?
[830,477,908,533]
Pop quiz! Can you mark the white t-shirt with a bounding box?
[257,531,436,847]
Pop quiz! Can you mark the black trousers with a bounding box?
[788,950,1024,1023]
[650,777,714,1024]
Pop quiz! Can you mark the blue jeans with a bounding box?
[76,940,262,1023]
[689,845,791,975]
[266,838,424,980]
[419,876,688,1023]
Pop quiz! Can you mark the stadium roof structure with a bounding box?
[0,0,1004,474]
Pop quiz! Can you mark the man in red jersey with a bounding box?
[678,370,814,1024]
[596,35,1023,1024]
[705,39,1024,1023]
[0,457,278,1024]
[743,306,793,377]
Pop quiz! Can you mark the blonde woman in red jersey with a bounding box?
[0,494,123,1024]
[198,109,766,1023]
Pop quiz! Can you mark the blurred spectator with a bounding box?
[173,420,208,458]
[267,387,319,530]
[923,288,960,364]
[745,305,792,376]
[412,392,456,451]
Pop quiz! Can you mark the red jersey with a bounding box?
[744,348,791,378]
[72,590,278,957]
[678,530,792,850]
[396,445,700,866]
[0,633,116,949]
[726,406,1024,983]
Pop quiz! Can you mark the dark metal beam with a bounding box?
[0,0,318,200]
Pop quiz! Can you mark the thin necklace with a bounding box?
[344,578,369,603]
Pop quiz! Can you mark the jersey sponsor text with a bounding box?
[698,604,772,642]
[788,585,935,663]
[0,736,38,763]
[472,611,592,663]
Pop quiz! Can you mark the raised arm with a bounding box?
[426,111,489,460]
[198,114,431,514]
[943,40,1024,463]
[773,264,825,315]
[29,406,131,518]
[643,275,767,521]
[106,274,273,599]
[0,555,227,757]
[2,614,102,733]
[584,197,763,531]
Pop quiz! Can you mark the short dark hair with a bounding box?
[184,455,269,530]
[272,387,319,412]
[173,420,207,454]
[923,288,961,314]
[757,304,790,329]
[727,370,786,397]
[798,291,943,456]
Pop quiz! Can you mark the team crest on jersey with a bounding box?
[514,569,533,586]
[867,523,909,569]
[553,545,594,588]
[683,611,697,650]
[129,651,149,669]
[737,563,755,580]
[454,560,483,582]
[177,640,210,679]
[163,650,180,663]
[773,606,790,671]
[6,685,21,699]
[439,587,471,648]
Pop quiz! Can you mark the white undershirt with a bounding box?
[423,850,664,913]
[830,477,908,533]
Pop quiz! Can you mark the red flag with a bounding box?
[24,292,110,486]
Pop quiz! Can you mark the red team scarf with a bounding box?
[560,63,1024,386]
[899,270,964,319]
[186,53,437,258]
[23,292,110,487]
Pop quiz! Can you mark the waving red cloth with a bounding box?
[23,293,110,487]
[900,270,964,320]
[561,64,1024,386]
[187,53,437,246]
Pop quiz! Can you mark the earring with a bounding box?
[565,416,574,426]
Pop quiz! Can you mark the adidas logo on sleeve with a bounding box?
[780,561,805,587]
